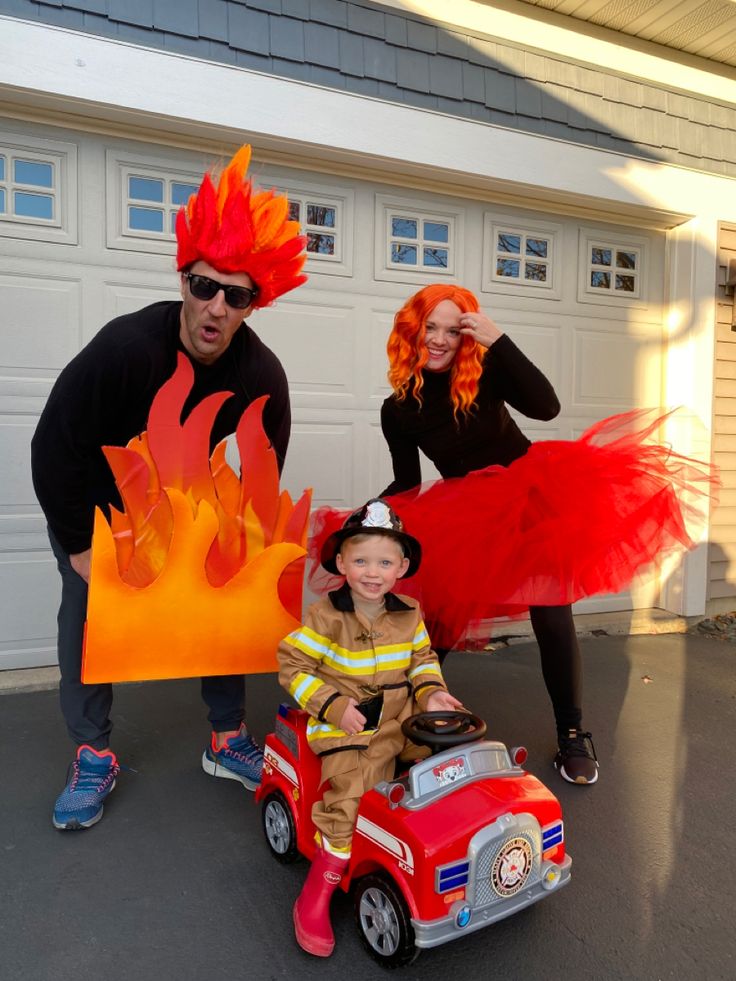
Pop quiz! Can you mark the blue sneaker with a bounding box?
[53,745,120,830]
[201,727,263,791]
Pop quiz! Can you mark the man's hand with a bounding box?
[425,689,464,713]
[339,699,368,735]
[70,549,92,584]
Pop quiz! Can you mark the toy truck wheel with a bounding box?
[354,873,418,968]
[261,792,299,864]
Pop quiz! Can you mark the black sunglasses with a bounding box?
[184,272,257,309]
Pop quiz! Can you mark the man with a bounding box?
[31,145,307,830]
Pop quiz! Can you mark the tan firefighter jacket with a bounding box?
[277,583,446,755]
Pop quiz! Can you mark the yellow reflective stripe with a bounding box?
[289,625,333,661]
[409,663,443,681]
[306,719,348,740]
[412,621,429,648]
[289,672,324,707]
[319,642,413,676]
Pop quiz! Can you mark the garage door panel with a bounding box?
[573,590,635,615]
[369,420,392,496]
[0,373,56,415]
[0,553,58,670]
[254,298,358,405]
[0,513,49,552]
[524,424,565,441]
[367,306,395,403]
[504,322,563,392]
[573,328,660,407]
[1,415,39,507]
[0,272,82,369]
[0,638,58,672]
[282,421,354,507]
[102,280,180,326]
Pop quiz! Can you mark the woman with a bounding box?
[380,283,597,785]
[308,284,715,788]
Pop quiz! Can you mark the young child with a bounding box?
[278,498,462,957]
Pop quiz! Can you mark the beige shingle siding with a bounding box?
[709,224,736,612]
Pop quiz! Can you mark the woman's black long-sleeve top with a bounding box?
[380,333,560,495]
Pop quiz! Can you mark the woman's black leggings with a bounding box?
[529,604,582,734]
[435,604,582,735]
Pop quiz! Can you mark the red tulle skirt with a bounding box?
[308,409,720,649]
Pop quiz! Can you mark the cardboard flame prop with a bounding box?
[82,354,311,683]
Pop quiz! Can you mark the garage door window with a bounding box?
[388,212,452,272]
[493,227,551,284]
[287,197,342,261]
[482,215,561,299]
[107,151,205,255]
[375,195,463,284]
[0,136,76,245]
[125,172,199,238]
[270,177,353,276]
[578,229,647,305]
[0,156,55,222]
[587,243,640,296]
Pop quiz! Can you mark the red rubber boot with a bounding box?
[293,847,349,956]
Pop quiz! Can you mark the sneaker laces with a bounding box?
[221,731,263,764]
[69,756,120,795]
[559,730,597,761]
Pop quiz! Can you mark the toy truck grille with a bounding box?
[415,811,570,949]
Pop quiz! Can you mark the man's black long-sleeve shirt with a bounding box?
[31,301,290,554]
[380,333,560,495]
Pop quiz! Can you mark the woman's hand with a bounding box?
[458,311,504,349]
[339,698,368,735]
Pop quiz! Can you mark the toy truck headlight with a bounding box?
[541,862,563,891]
[456,905,472,928]
[449,901,472,929]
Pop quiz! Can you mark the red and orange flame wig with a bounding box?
[387,284,485,417]
[175,145,307,309]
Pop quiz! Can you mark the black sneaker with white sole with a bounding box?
[554,729,599,785]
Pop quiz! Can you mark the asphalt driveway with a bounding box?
[1,632,734,981]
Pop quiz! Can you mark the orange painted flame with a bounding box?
[82,353,311,683]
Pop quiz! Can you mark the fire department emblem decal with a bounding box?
[432,757,466,786]
[490,836,533,897]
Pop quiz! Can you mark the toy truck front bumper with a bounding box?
[412,854,572,950]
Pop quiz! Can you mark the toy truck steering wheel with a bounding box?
[401,711,487,751]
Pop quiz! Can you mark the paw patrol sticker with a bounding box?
[490,836,533,897]
[432,756,467,786]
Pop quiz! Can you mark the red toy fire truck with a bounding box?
[256,707,571,968]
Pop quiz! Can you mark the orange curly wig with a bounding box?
[387,284,485,417]
[175,145,307,309]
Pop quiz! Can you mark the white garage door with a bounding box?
[0,119,666,670]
